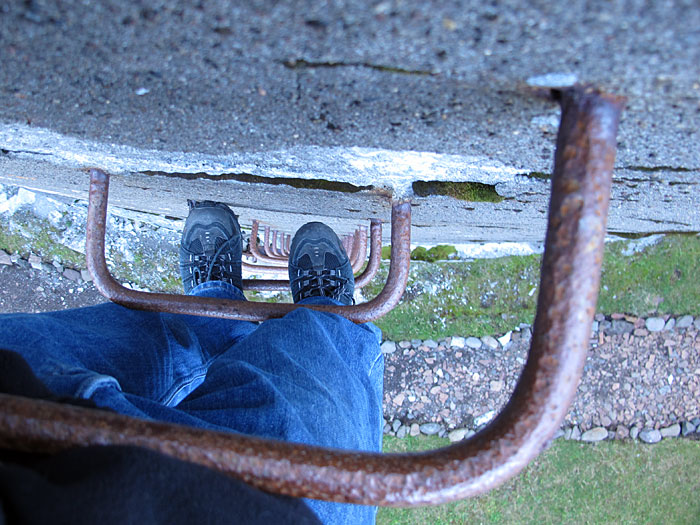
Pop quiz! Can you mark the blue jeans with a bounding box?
[0,281,384,524]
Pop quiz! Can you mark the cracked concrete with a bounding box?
[0,0,698,242]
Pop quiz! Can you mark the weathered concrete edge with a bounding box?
[0,122,523,198]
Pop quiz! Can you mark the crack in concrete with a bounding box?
[279,59,434,76]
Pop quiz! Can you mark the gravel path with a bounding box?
[1,250,698,442]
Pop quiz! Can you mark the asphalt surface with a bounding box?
[1,1,698,242]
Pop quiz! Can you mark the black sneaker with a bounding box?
[288,222,354,305]
[179,200,242,293]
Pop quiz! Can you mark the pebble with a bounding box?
[396,425,408,438]
[0,250,11,265]
[424,339,438,349]
[52,260,64,273]
[28,254,43,270]
[481,335,499,350]
[381,341,397,354]
[465,337,482,349]
[663,318,675,331]
[570,425,582,441]
[694,319,700,330]
[489,380,504,393]
[639,428,662,443]
[474,410,496,427]
[645,317,665,332]
[419,423,441,435]
[448,428,468,442]
[392,420,402,432]
[80,268,93,282]
[410,423,420,436]
[659,423,680,438]
[630,426,640,440]
[681,421,696,436]
[581,427,608,442]
[610,320,634,335]
[450,336,465,349]
[399,340,412,349]
[63,268,82,282]
[497,331,511,347]
[615,425,630,439]
[383,422,391,434]
[675,315,693,329]
[563,427,573,440]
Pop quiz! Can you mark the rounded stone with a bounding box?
[448,428,468,442]
[676,315,694,329]
[465,337,482,349]
[581,427,608,442]
[419,422,442,435]
[659,423,680,438]
[381,341,397,354]
[645,317,665,332]
[639,428,662,443]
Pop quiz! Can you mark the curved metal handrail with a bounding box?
[0,86,623,507]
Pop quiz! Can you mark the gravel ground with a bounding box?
[1,252,698,442]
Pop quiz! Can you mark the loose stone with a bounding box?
[0,250,12,265]
[680,421,696,436]
[63,268,82,282]
[645,317,665,332]
[581,427,608,442]
[381,341,397,354]
[659,423,680,438]
[676,315,694,328]
[465,337,482,349]
[570,425,581,441]
[420,423,442,435]
[392,419,402,432]
[450,336,465,349]
[497,331,511,347]
[639,428,662,443]
[481,336,499,350]
[448,428,468,442]
[552,429,565,440]
[383,422,391,434]
[424,339,438,349]
[663,318,675,331]
[398,340,412,349]
[28,254,43,270]
[489,380,504,393]
[80,268,93,282]
[615,425,630,439]
[630,426,640,440]
[610,320,634,335]
[409,423,420,437]
[396,425,408,438]
[563,427,573,440]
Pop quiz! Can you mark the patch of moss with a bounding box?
[381,245,392,260]
[411,245,457,262]
[413,181,503,202]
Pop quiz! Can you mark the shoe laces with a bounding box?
[294,268,352,302]
[190,237,239,286]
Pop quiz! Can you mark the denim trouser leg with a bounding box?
[0,281,384,524]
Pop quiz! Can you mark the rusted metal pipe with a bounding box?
[354,220,382,288]
[0,85,622,507]
[249,221,288,265]
[85,170,411,323]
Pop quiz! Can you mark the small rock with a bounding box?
[450,336,465,349]
[563,427,573,440]
[52,260,64,273]
[398,340,411,348]
[489,380,504,393]
[599,320,612,333]
[552,429,565,440]
[581,427,608,442]
[481,335,499,350]
[692,417,700,428]
[570,425,581,440]
[448,428,468,442]
[381,341,397,354]
[591,320,599,334]
[645,317,665,332]
[63,268,82,282]
[396,425,408,438]
[474,410,496,427]
[80,268,93,282]
[383,422,391,434]
[639,428,662,443]
[465,337,482,349]
[392,420,402,432]
[610,319,634,335]
[680,421,696,436]
[663,318,675,331]
[410,423,420,436]
[676,315,694,329]
[615,425,630,439]
[520,328,532,344]
[693,319,700,330]
[420,423,441,435]
[424,339,438,349]
[28,254,42,270]
[607,430,616,440]
[634,328,649,337]
[497,331,511,347]
[660,423,680,438]
[630,426,640,440]
[411,339,422,346]
[0,250,11,265]
[594,313,606,322]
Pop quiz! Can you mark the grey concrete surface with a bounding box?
[1,0,698,242]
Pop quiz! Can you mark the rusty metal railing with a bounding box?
[0,86,623,506]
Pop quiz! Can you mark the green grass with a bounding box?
[410,245,457,263]
[378,436,700,524]
[366,235,700,341]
